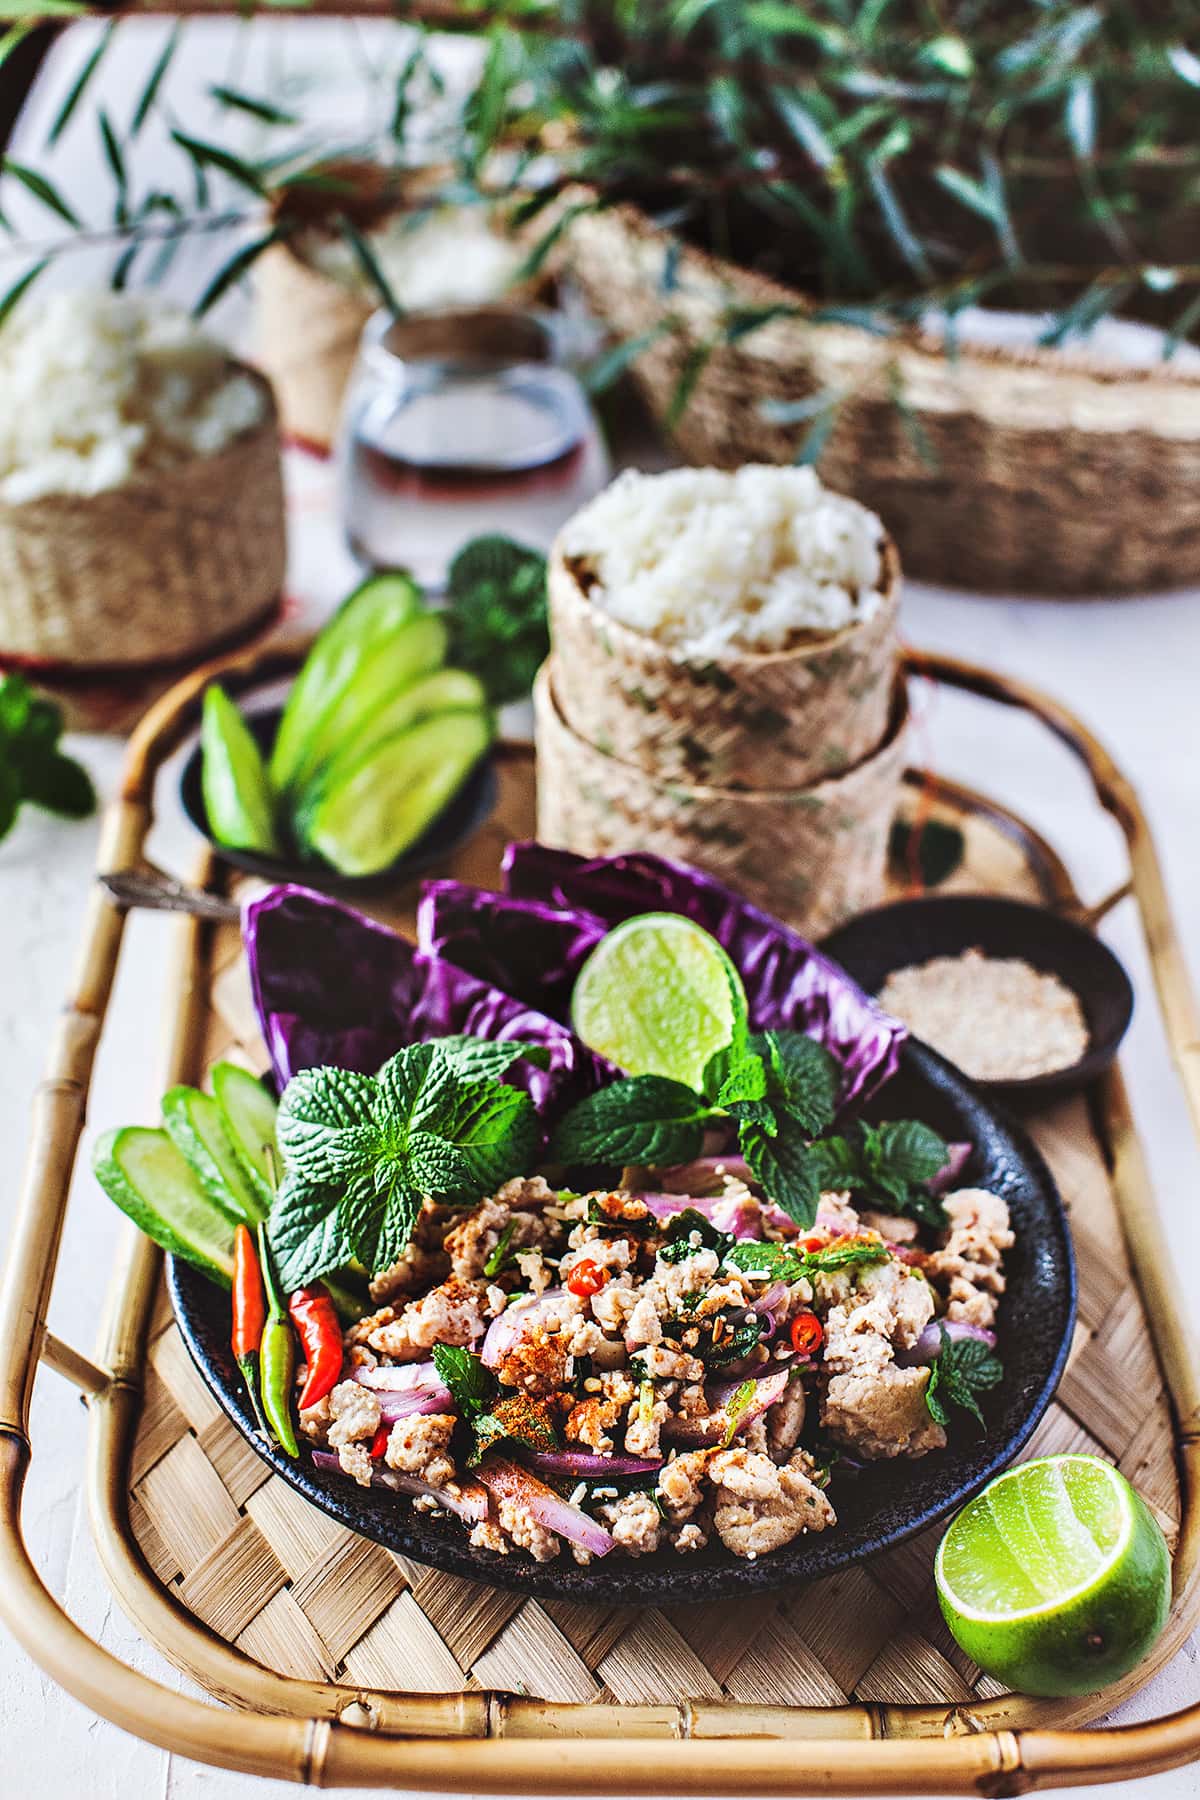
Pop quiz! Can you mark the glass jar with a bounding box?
[336,305,611,587]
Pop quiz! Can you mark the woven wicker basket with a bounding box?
[560,201,1200,595]
[534,659,908,936]
[0,367,285,669]
[254,241,373,452]
[548,534,900,790]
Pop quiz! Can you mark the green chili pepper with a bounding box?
[257,1222,299,1458]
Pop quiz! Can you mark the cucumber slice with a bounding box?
[93,1127,235,1288]
[162,1086,269,1226]
[201,685,280,855]
[211,1062,278,1208]
[269,571,423,793]
[306,708,493,877]
[282,612,449,805]
[292,667,486,838]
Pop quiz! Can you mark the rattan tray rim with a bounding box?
[0,645,1198,1793]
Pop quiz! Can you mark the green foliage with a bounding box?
[0,673,95,845]
[925,1326,1004,1429]
[268,1038,542,1286]
[806,1119,951,1229]
[445,536,549,706]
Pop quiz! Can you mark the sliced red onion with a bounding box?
[928,1141,973,1195]
[895,1319,997,1368]
[665,1367,791,1444]
[637,1189,796,1242]
[479,1288,563,1369]
[656,1156,756,1196]
[475,1454,616,1557]
[356,1361,440,1392]
[309,1449,488,1522]
[888,1243,924,1266]
[375,1384,454,1422]
[525,1451,662,1479]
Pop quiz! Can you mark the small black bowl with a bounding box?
[180,703,498,896]
[823,894,1134,1100]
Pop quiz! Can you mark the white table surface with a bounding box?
[2,18,1199,1800]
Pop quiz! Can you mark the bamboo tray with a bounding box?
[1,649,1199,1794]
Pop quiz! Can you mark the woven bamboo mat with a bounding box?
[125,754,1181,1719]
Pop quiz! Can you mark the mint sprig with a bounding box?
[269,1040,542,1286]
[806,1120,952,1230]
[925,1326,1003,1429]
[550,1027,843,1228]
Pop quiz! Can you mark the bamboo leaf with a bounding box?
[99,109,126,199]
[0,0,85,14]
[792,401,839,466]
[583,323,669,394]
[921,35,972,79]
[170,129,264,196]
[887,364,938,470]
[1,159,79,227]
[337,216,402,317]
[1165,291,1200,357]
[867,162,932,282]
[47,19,112,146]
[723,302,802,342]
[772,87,837,170]
[761,389,840,425]
[210,83,298,126]
[192,229,279,318]
[111,237,139,290]
[131,21,179,136]
[1066,77,1095,160]
[665,340,712,428]
[1167,45,1200,88]
[0,256,48,329]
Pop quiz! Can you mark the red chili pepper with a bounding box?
[801,1235,824,1253]
[369,1424,391,1461]
[230,1225,271,1439]
[566,1258,609,1298]
[790,1310,824,1358]
[288,1282,343,1411]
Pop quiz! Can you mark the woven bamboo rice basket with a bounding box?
[548,533,900,789]
[0,367,285,669]
[534,658,908,935]
[254,241,374,452]
[560,201,1200,596]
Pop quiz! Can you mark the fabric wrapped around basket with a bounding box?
[548,536,900,790]
[533,659,909,939]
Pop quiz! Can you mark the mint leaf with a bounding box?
[468,1394,559,1466]
[755,1030,840,1135]
[550,1076,713,1166]
[432,1343,494,1420]
[433,1035,551,1080]
[22,750,95,818]
[724,1236,889,1281]
[277,1066,381,1183]
[804,1119,951,1230]
[339,1167,421,1273]
[873,1119,950,1186]
[926,1326,1003,1429]
[738,1122,822,1227]
[658,1207,734,1262]
[267,1174,351,1291]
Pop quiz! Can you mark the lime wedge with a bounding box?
[936,1454,1171,1697]
[571,913,747,1090]
[201,685,280,856]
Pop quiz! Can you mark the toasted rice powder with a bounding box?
[877,947,1089,1081]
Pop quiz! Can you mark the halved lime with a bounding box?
[936,1454,1171,1697]
[571,913,747,1091]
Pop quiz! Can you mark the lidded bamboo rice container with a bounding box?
[535,661,908,937]
[549,534,900,789]
[534,463,907,930]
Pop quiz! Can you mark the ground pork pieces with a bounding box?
[302,1174,1012,1562]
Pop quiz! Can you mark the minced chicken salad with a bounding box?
[301,1168,1012,1565]
[95,855,1015,1571]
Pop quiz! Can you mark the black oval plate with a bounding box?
[169,1037,1075,1605]
[824,894,1134,1100]
[180,704,498,897]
